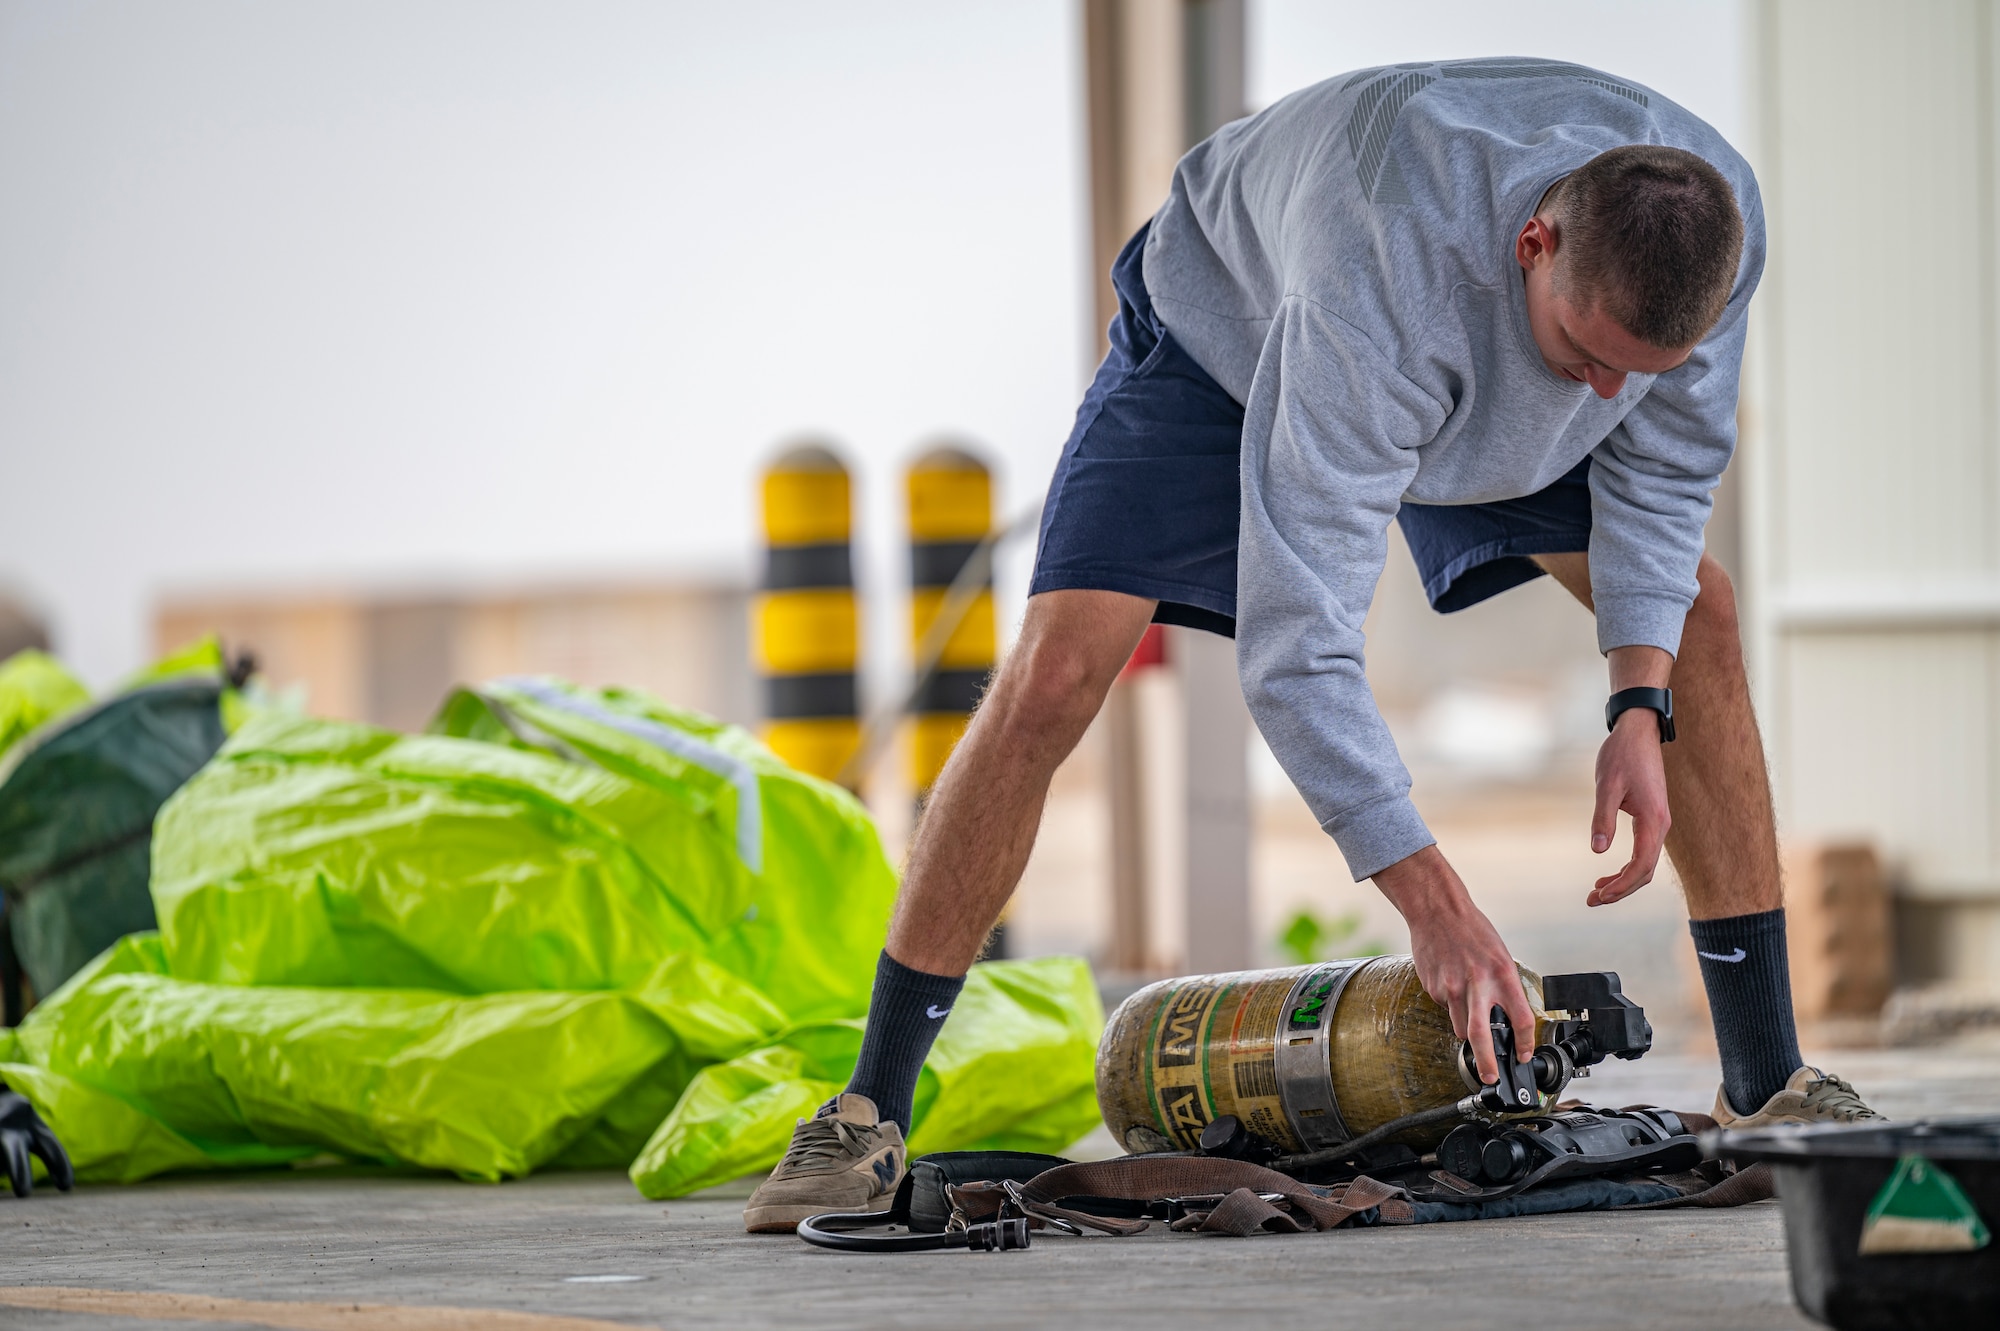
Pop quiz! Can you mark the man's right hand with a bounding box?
[1372,845,1535,1087]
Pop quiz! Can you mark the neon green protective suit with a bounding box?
[0,679,1103,1192]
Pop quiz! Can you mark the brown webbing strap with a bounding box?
[1167,1188,1313,1235]
[1015,1157,1401,1232]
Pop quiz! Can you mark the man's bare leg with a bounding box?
[823,588,1156,1138]
[1534,552,1779,918]
[744,590,1160,1230]
[888,588,1159,974]
[1534,551,1814,1116]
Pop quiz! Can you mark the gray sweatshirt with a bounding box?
[1142,59,1764,881]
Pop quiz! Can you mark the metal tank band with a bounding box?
[1129,963,1372,1155]
[1273,957,1369,1150]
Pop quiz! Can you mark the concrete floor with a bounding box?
[6,1047,1998,1331]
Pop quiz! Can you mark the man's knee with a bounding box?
[983,594,1150,741]
[991,632,1121,739]
[1686,554,1742,647]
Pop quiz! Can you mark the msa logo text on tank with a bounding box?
[1159,1084,1208,1142]
[1155,983,1216,1067]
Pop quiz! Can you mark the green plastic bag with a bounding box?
[0,650,89,762]
[630,956,1106,1198]
[426,678,901,1020]
[121,635,228,691]
[0,1058,227,1185]
[156,682,896,1021]
[9,933,787,1181]
[5,946,1100,1187]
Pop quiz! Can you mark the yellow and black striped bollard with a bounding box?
[907,445,996,799]
[757,443,860,786]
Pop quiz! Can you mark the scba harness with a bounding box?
[796,1151,1404,1253]
[796,995,1764,1254]
[795,1105,1760,1254]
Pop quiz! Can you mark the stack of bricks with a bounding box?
[1681,841,1894,1048]
[1785,842,1895,1030]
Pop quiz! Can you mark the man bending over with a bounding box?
[746,57,1878,1233]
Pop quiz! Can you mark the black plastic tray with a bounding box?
[1711,1117,2000,1330]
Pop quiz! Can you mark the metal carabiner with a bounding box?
[999,1178,1083,1236]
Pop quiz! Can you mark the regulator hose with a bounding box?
[795,1209,1032,1253]
[1273,1096,1479,1175]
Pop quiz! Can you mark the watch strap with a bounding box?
[1606,686,1675,742]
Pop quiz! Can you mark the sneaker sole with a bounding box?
[744,1189,895,1235]
[1724,1112,1883,1129]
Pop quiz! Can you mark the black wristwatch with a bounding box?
[1606,686,1675,742]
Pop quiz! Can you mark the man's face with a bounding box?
[1517,216,1694,399]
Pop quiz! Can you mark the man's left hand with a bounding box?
[1589,645,1674,906]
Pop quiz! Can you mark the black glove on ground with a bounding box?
[0,1090,72,1197]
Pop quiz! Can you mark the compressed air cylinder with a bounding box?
[906,446,996,797]
[1096,956,1548,1155]
[757,444,860,784]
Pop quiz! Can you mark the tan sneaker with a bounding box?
[742,1093,906,1234]
[1713,1066,1884,1128]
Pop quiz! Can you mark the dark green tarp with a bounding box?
[0,678,228,1003]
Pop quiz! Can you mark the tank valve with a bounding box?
[1480,1007,1540,1112]
[1458,972,1652,1108]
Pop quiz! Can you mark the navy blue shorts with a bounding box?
[1030,224,1594,637]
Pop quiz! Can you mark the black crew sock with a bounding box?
[841,951,965,1133]
[1690,908,1804,1113]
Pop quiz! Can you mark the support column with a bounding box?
[755,443,860,787]
[1084,0,1251,974]
[1107,625,1167,971]
[1179,627,1251,971]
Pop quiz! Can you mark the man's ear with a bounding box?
[1516,215,1558,273]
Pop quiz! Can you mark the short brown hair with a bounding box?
[1548,144,1744,349]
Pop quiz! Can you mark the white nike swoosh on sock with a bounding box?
[1698,947,1748,963]
[926,1005,952,1019]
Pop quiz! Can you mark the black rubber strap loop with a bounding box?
[1606,686,1675,742]
[795,1209,1031,1253]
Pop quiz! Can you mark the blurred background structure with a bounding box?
[755,443,859,779]
[2,0,1992,1048]
[0,593,52,663]
[155,580,752,733]
[1743,1,2000,1000]
[901,445,998,804]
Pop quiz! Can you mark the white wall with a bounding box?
[0,0,1088,690]
[1746,0,2000,980]
[1249,0,1745,145]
